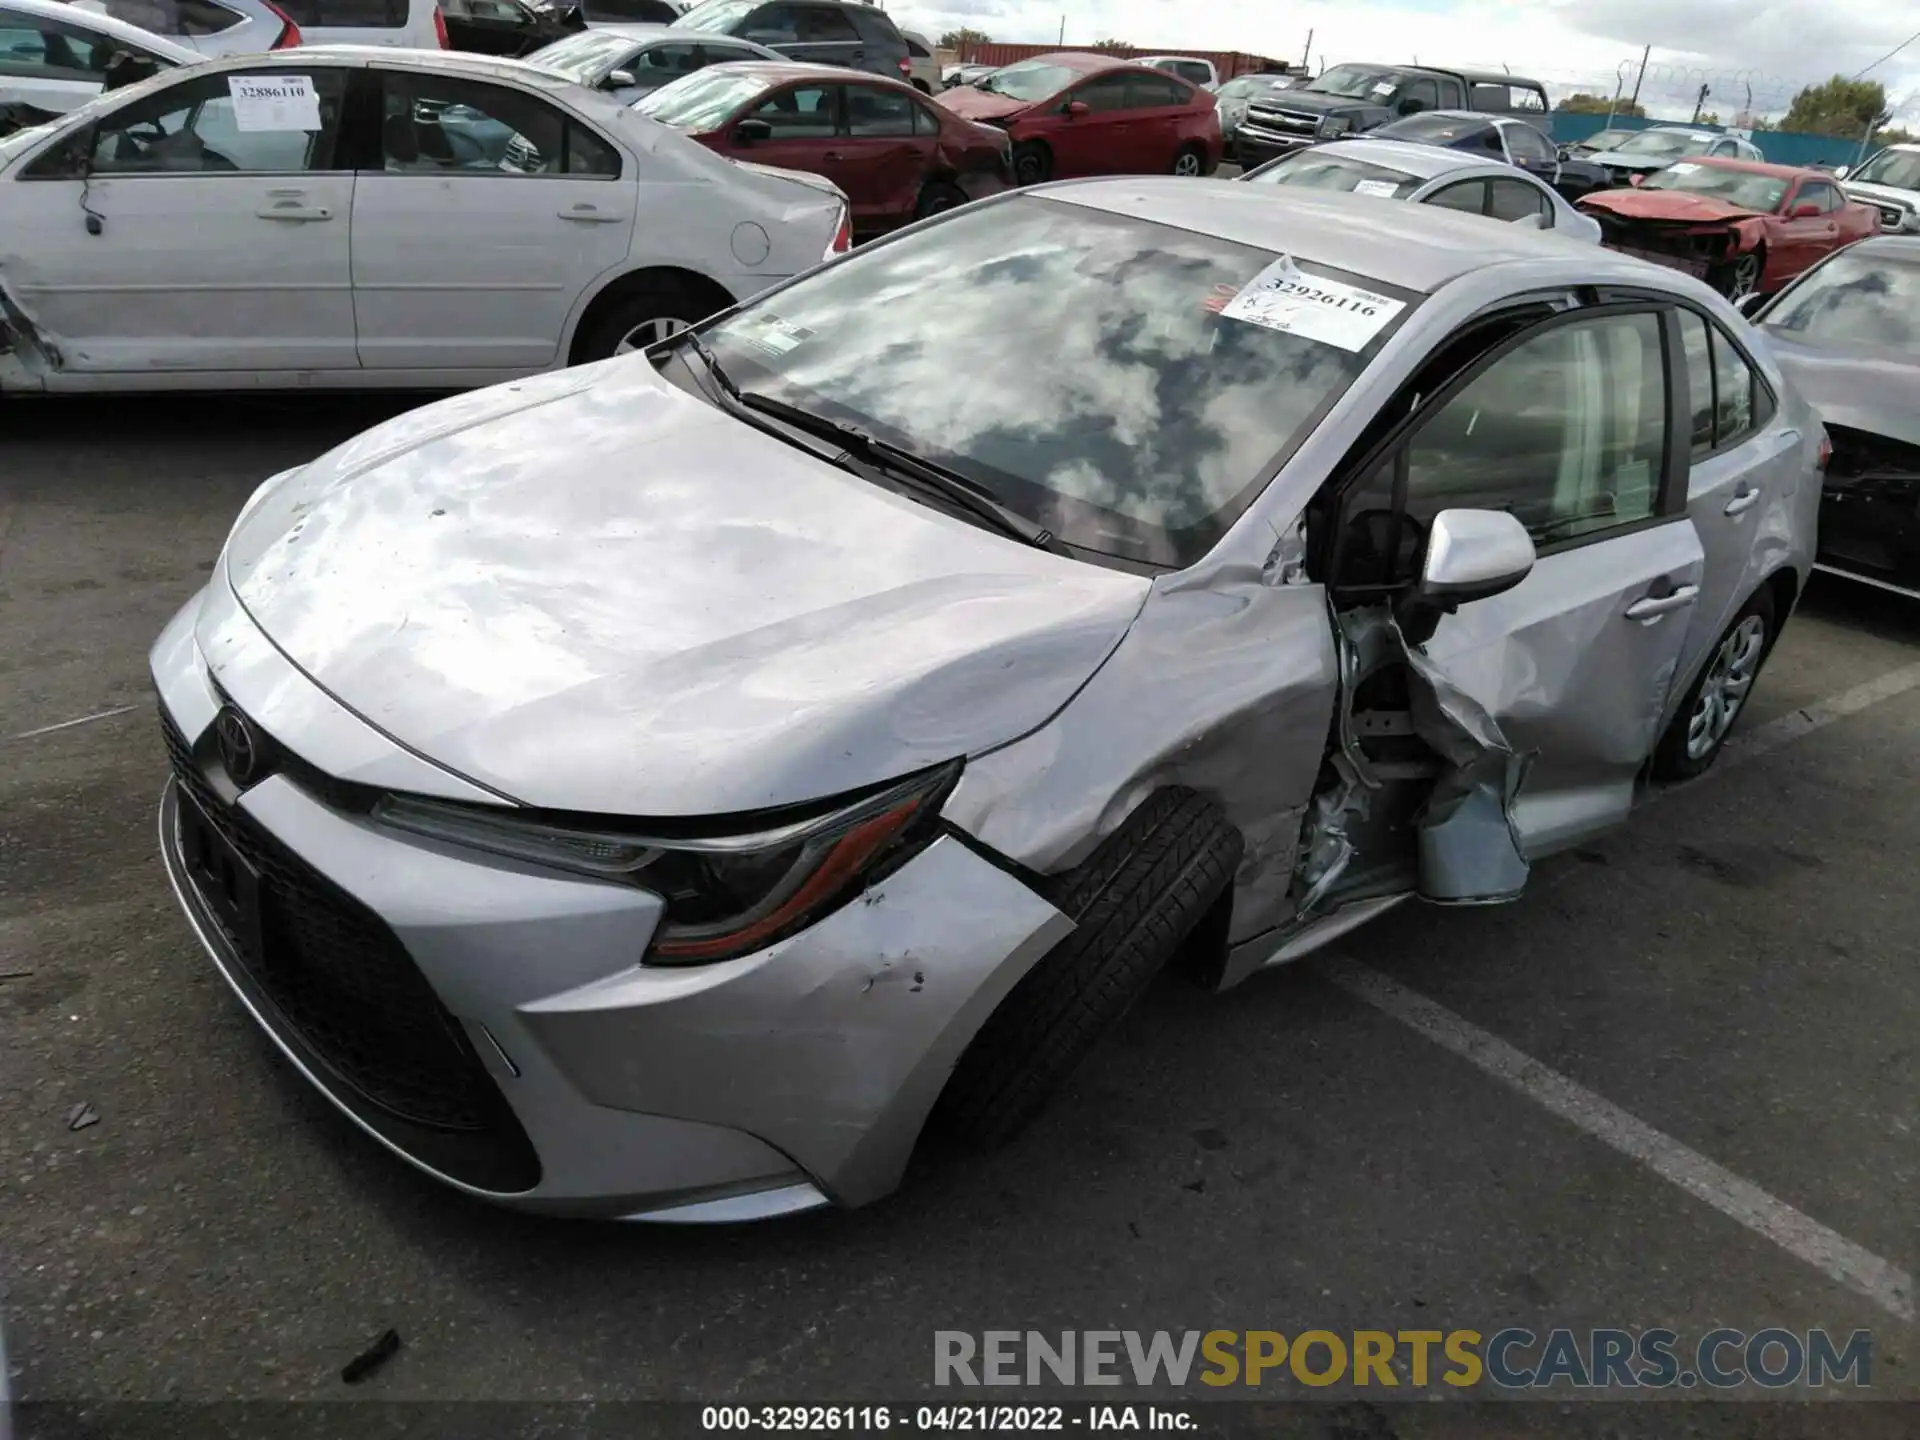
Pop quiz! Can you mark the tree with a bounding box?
[1876,124,1917,145]
[937,27,990,50]
[1557,92,1644,118]
[1780,75,1888,138]
[1090,37,1132,53]
[1697,110,1720,126]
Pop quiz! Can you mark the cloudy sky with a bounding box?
[894,0,1920,123]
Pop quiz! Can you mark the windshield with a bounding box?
[1642,162,1786,211]
[1852,148,1920,191]
[634,66,769,129]
[672,0,756,30]
[1762,249,1920,351]
[978,60,1076,102]
[1309,65,1398,100]
[1611,128,1712,158]
[526,31,637,83]
[694,196,1403,566]
[1243,151,1421,199]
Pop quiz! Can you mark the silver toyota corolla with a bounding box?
[153,181,1822,1221]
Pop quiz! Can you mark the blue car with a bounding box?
[1361,109,1615,200]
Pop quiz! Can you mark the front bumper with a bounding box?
[1233,127,1316,171]
[152,587,1072,1218]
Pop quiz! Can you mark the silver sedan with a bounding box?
[1241,137,1604,242]
[151,181,1820,1221]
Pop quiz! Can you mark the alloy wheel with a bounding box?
[1172,150,1203,176]
[1725,254,1761,301]
[1685,614,1767,761]
[614,317,690,355]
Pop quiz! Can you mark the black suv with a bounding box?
[1236,63,1550,169]
[671,0,910,83]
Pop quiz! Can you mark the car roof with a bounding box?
[1312,137,1502,179]
[11,0,202,61]
[1688,155,1828,181]
[1437,67,1547,87]
[1015,50,1138,74]
[685,57,909,86]
[1041,177,1630,294]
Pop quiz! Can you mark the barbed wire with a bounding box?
[1454,54,1917,124]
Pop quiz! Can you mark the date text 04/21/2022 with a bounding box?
[700,1405,1195,1431]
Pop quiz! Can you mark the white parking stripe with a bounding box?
[1687,659,1920,786]
[7,704,138,742]
[1320,958,1916,1322]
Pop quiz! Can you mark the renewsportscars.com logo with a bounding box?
[933,1329,1875,1391]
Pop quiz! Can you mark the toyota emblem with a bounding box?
[214,707,261,788]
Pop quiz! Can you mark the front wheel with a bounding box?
[1712,250,1764,301]
[1171,143,1205,177]
[914,178,967,220]
[1012,141,1051,186]
[1651,587,1776,781]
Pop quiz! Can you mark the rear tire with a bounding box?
[1012,141,1052,186]
[914,178,968,220]
[1171,143,1205,177]
[1651,586,1777,781]
[934,788,1243,1149]
[573,277,723,364]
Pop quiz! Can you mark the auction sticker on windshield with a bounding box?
[228,75,322,132]
[1217,255,1405,351]
[1353,179,1401,197]
[1666,162,1701,174]
[734,313,815,358]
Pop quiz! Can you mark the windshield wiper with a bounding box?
[677,327,743,404]
[736,391,1070,555]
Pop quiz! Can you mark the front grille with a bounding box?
[1878,205,1909,230]
[1245,105,1321,138]
[161,708,513,1137]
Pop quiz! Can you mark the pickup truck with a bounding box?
[1235,62,1550,170]
[1836,143,1920,234]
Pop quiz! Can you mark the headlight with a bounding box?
[371,762,959,965]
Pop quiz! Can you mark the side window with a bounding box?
[100,0,244,35]
[1398,312,1667,547]
[793,4,855,41]
[278,0,408,23]
[1401,77,1438,112]
[1801,182,1839,213]
[1474,125,1506,156]
[1468,82,1508,112]
[1127,73,1191,108]
[579,0,678,18]
[904,34,928,58]
[637,42,702,76]
[1511,86,1546,113]
[1505,123,1554,162]
[0,9,115,80]
[467,0,527,21]
[91,67,348,173]
[910,100,938,135]
[844,84,914,136]
[379,72,612,177]
[1425,179,1488,214]
[1711,325,1755,441]
[749,82,837,136]
[1678,310,1715,455]
[1071,73,1134,113]
[739,3,796,42]
[1488,177,1549,222]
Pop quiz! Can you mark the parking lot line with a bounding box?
[1678,658,1920,790]
[7,704,138,742]
[1319,957,1916,1322]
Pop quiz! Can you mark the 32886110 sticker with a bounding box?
[1205,255,1406,352]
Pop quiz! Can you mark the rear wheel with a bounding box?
[1171,143,1205,177]
[1012,141,1051,186]
[574,277,721,363]
[934,788,1243,1149]
[914,178,968,220]
[1652,586,1776,781]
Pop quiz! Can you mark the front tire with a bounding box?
[574,277,721,363]
[914,178,967,220]
[934,788,1243,1149]
[1652,587,1776,781]
[1012,140,1051,186]
[1712,249,1764,301]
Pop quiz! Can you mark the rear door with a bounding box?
[836,82,933,228]
[5,62,357,373]
[1124,70,1194,171]
[1334,305,1703,856]
[349,66,633,370]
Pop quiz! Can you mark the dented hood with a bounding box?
[1581,189,1760,224]
[936,86,1029,121]
[218,361,1150,817]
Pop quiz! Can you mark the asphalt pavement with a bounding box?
[1,395,1915,1431]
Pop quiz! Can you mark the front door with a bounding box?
[727,78,847,192]
[5,63,357,373]
[349,67,634,371]
[1338,307,1704,857]
[837,82,934,228]
[1042,70,1132,176]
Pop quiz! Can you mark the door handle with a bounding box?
[1723,484,1761,516]
[1624,584,1700,622]
[823,150,846,160]
[256,203,331,221]
[557,205,625,222]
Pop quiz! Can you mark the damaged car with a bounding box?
[1580,156,1882,300]
[1747,234,1920,597]
[152,183,1820,1220]
[0,47,850,393]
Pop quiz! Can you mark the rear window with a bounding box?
[904,34,928,58]
[1468,81,1545,113]
[1244,150,1422,200]
[276,0,407,25]
[700,195,1410,567]
[98,0,245,35]
[672,0,757,31]
[633,64,772,129]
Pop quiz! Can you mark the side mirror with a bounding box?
[734,116,772,142]
[1735,292,1767,319]
[1063,99,1089,118]
[1834,164,1850,180]
[604,69,636,89]
[1418,509,1536,607]
[1789,200,1820,219]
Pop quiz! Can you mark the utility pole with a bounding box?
[1855,108,1891,169]
[1301,27,1312,72]
[1691,82,1710,122]
[1627,43,1650,109]
[1057,15,1064,44]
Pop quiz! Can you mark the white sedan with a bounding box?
[1241,137,1603,243]
[0,47,850,393]
[0,0,199,129]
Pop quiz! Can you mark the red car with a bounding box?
[1577,156,1881,300]
[635,61,1012,237]
[936,50,1223,186]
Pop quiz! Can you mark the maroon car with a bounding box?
[636,61,1012,235]
[936,51,1223,185]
